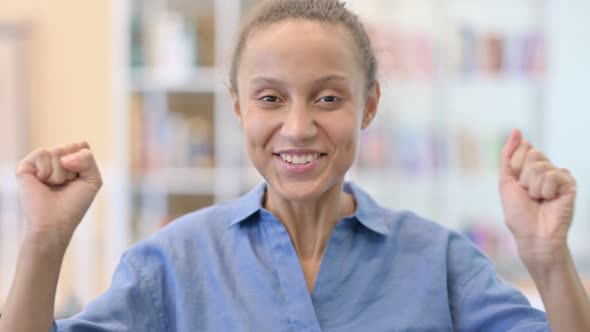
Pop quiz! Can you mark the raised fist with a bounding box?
[15,142,102,249]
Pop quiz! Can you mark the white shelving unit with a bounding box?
[112,0,548,256]
[104,0,589,313]
[346,0,547,267]
[111,0,259,243]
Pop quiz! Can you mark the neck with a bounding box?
[263,181,355,261]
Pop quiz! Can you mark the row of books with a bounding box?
[133,102,516,176]
[128,5,544,83]
[367,24,545,80]
[132,94,215,170]
[130,5,215,81]
[357,126,511,175]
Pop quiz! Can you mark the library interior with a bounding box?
[1,0,589,323]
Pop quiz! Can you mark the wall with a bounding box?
[0,0,111,309]
[0,1,109,159]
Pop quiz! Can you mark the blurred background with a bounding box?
[1,0,589,317]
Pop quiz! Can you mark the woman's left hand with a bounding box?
[499,129,577,271]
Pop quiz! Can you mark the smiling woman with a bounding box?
[1,0,590,332]
[230,19,377,290]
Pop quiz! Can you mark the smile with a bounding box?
[279,153,320,165]
[273,151,328,173]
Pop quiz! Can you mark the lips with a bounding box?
[278,153,319,164]
[273,150,328,166]
[272,149,328,174]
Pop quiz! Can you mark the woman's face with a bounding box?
[233,20,379,201]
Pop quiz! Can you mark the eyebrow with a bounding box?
[250,74,349,87]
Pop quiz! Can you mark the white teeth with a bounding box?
[279,153,320,165]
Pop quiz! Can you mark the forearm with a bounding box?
[0,232,70,332]
[526,247,590,332]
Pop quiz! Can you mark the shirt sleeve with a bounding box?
[51,252,165,332]
[447,232,550,332]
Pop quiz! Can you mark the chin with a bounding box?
[267,175,342,202]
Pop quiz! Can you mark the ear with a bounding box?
[230,87,243,126]
[361,81,380,130]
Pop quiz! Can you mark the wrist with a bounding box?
[519,242,573,283]
[21,228,73,258]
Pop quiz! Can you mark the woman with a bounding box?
[1,0,589,331]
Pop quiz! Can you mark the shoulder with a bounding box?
[123,197,243,267]
[351,181,489,267]
[159,199,237,240]
[371,198,492,279]
[348,181,457,245]
[376,205,459,255]
[389,209,494,289]
[385,208,453,241]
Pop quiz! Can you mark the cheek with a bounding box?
[242,111,277,152]
[342,128,360,154]
[324,112,361,154]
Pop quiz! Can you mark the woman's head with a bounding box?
[230,0,377,94]
[230,0,380,202]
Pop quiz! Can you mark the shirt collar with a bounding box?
[343,182,391,235]
[226,181,267,228]
[226,181,391,236]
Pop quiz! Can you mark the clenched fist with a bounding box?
[499,129,577,270]
[15,142,102,250]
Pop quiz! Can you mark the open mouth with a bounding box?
[273,153,328,165]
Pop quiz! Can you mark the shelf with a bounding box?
[123,0,548,251]
[130,66,221,92]
[446,0,541,33]
[444,76,544,98]
[349,167,437,183]
[347,168,504,195]
[239,166,264,191]
[166,0,214,16]
[133,167,264,196]
[133,167,216,195]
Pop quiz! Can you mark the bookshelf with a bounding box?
[119,0,259,241]
[113,0,590,305]
[0,0,584,318]
[346,0,547,267]
[116,0,550,259]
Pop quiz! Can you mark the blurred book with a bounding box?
[132,93,214,171]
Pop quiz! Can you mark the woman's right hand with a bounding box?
[15,142,102,251]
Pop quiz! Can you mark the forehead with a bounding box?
[238,20,364,86]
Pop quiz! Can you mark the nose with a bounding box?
[280,101,317,142]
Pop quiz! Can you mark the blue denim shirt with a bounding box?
[53,182,549,331]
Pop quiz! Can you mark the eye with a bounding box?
[256,93,284,110]
[260,95,280,103]
[317,96,340,103]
